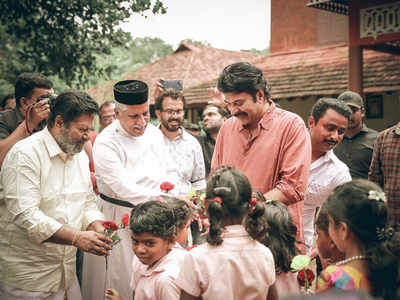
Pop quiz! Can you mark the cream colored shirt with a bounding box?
[0,127,103,293]
[175,225,276,300]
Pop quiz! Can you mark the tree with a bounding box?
[0,0,167,88]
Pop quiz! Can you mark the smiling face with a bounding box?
[156,96,185,132]
[131,232,173,267]
[309,108,348,156]
[117,102,150,137]
[223,91,266,129]
[55,114,94,154]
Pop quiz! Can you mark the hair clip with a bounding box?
[213,197,222,204]
[213,187,232,193]
[376,227,394,241]
[368,190,386,202]
[250,197,257,207]
[265,199,274,204]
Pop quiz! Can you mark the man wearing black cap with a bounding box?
[333,91,379,179]
[82,80,169,300]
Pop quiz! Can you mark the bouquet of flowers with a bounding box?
[187,187,206,217]
[290,254,315,292]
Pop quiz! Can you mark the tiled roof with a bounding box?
[184,44,400,106]
[87,41,264,104]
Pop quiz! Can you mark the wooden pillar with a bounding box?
[349,46,363,95]
[348,0,363,96]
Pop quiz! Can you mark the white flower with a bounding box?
[368,190,386,202]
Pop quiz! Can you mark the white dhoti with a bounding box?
[81,200,134,300]
[0,276,81,300]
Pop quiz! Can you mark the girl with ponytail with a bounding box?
[176,165,276,300]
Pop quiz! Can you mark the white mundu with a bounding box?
[81,120,169,300]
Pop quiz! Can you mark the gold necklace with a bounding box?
[336,255,367,266]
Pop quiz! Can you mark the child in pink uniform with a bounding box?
[175,165,276,300]
[249,197,301,299]
[106,199,190,300]
[317,179,400,299]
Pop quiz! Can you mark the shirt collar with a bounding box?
[311,149,335,170]
[222,225,249,238]
[393,122,400,136]
[42,127,71,161]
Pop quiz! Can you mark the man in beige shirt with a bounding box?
[0,90,112,300]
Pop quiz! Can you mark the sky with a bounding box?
[121,0,271,51]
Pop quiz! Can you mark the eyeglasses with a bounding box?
[162,109,184,116]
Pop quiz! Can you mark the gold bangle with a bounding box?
[72,231,79,246]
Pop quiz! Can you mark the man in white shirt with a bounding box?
[303,98,353,252]
[154,89,206,195]
[82,80,169,300]
[0,90,111,300]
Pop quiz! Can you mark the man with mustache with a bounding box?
[303,98,352,252]
[154,89,206,244]
[333,91,379,179]
[81,80,169,300]
[211,62,311,249]
[0,90,111,300]
[154,89,205,196]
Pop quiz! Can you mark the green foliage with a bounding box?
[90,37,174,86]
[241,48,270,56]
[0,0,167,90]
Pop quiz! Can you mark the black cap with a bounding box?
[113,80,148,105]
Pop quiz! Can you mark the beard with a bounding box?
[161,117,182,132]
[55,128,85,155]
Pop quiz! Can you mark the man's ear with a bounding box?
[308,116,315,129]
[256,90,265,103]
[360,107,366,118]
[155,109,161,120]
[168,235,176,248]
[55,115,64,128]
[19,97,32,112]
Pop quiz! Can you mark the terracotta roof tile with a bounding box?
[184,44,400,105]
[87,41,264,104]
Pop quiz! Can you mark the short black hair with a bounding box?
[217,62,271,102]
[130,200,176,239]
[47,90,99,128]
[204,104,230,119]
[154,89,186,111]
[311,98,352,124]
[14,73,53,107]
[1,93,14,109]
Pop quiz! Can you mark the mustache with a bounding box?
[234,112,247,118]
[324,139,338,146]
[167,118,181,123]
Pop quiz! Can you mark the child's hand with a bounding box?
[105,288,126,300]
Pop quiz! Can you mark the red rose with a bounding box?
[160,181,174,192]
[102,221,118,231]
[297,269,315,287]
[186,244,198,251]
[121,213,130,228]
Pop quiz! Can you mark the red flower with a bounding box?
[160,181,174,192]
[213,196,222,204]
[102,221,118,231]
[297,269,315,287]
[121,213,130,228]
[186,244,198,251]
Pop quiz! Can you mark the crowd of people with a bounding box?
[0,62,399,300]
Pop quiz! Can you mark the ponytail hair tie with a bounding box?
[213,196,222,204]
[250,197,257,208]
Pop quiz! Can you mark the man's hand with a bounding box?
[207,87,226,108]
[153,80,164,102]
[27,99,50,130]
[87,220,106,234]
[74,230,112,256]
